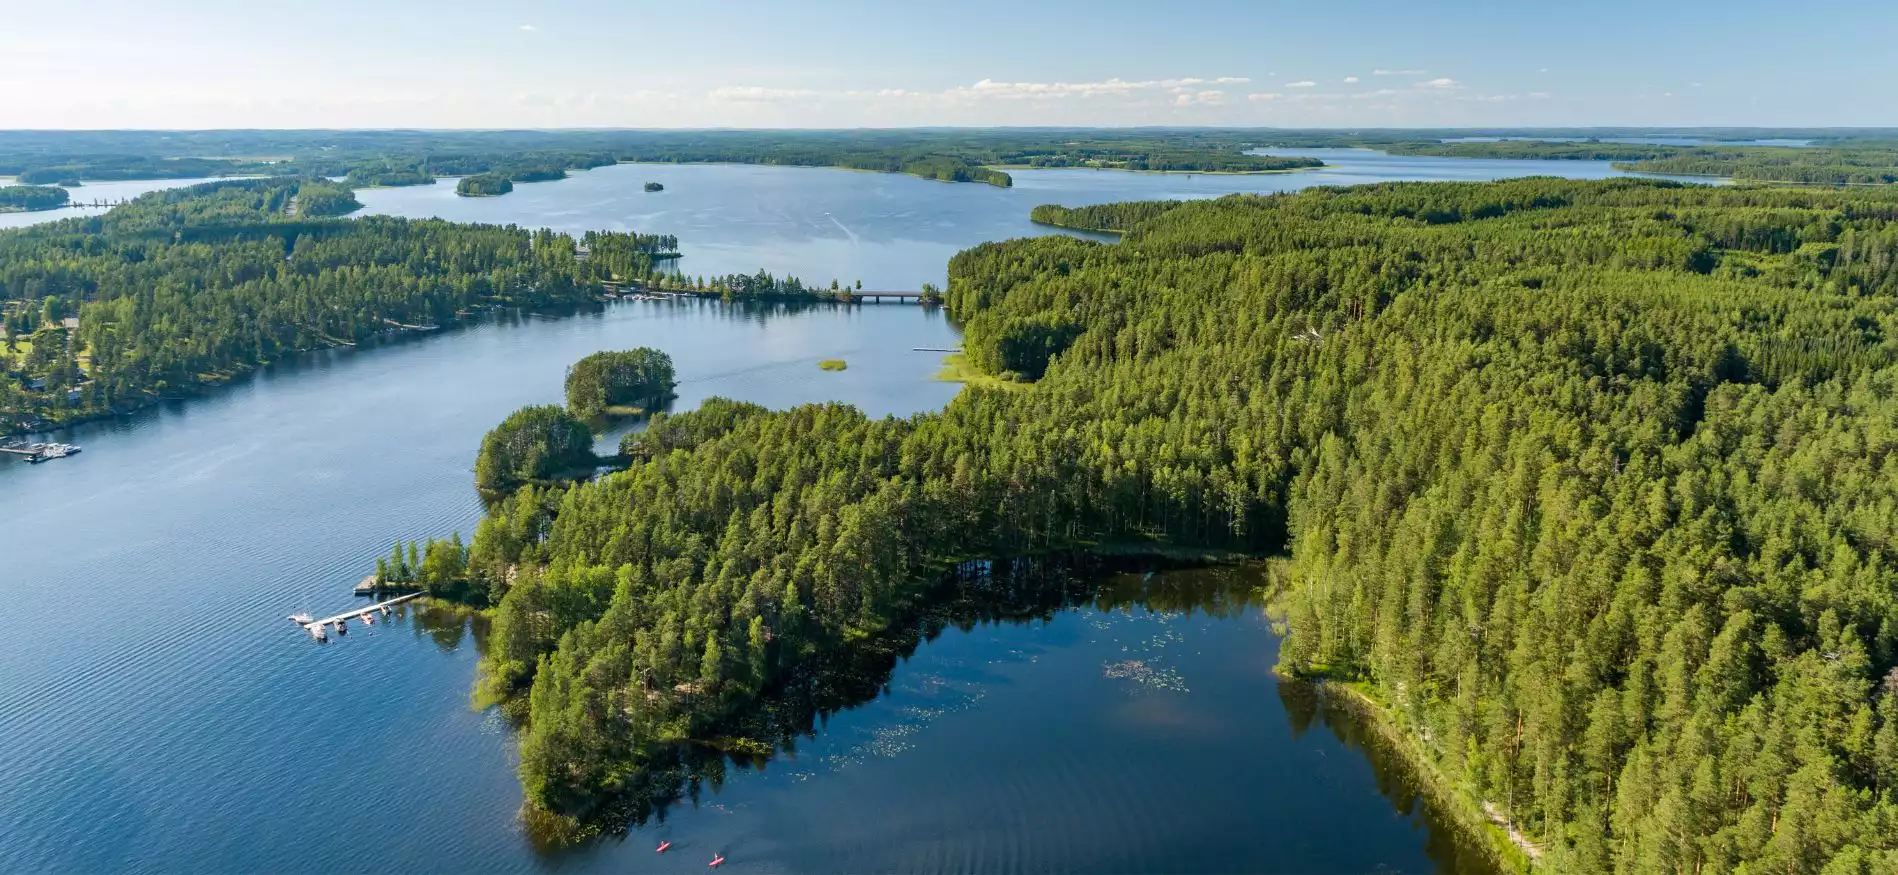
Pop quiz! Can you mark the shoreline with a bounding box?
[4,293,936,440]
[1310,678,1539,873]
[1028,219,1126,235]
[1,313,503,440]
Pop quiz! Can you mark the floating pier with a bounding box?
[290,592,424,642]
[0,442,81,463]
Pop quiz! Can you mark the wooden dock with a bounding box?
[293,592,424,641]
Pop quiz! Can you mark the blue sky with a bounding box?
[6,0,1893,128]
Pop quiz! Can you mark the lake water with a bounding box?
[353,148,1709,289]
[0,153,1601,873]
[0,177,243,230]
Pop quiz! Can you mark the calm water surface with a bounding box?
[0,155,1564,873]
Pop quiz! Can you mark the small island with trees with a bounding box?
[644,181,664,192]
[564,348,677,419]
[456,174,514,197]
[472,405,596,494]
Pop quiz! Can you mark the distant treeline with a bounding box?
[0,130,1343,195]
[0,185,70,212]
[1383,140,1898,186]
[1,155,276,184]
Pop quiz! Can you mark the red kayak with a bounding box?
[656,841,671,853]
[709,855,725,868]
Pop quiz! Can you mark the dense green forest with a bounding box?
[292,182,362,217]
[563,348,677,419]
[1384,140,1898,186]
[457,174,514,197]
[442,178,1898,872]
[0,185,70,212]
[0,179,676,434]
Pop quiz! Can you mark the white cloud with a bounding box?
[710,85,818,102]
[1691,82,1704,88]
[1172,90,1228,106]
[1351,89,1400,100]
[1418,77,1459,89]
[1247,92,1283,102]
[518,24,537,31]
[944,76,1247,101]
[1343,76,1360,84]
[1537,67,1549,73]
[1528,92,1551,99]
[1374,68,1425,76]
[1662,92,1674,98]
[1286,80,1316,88]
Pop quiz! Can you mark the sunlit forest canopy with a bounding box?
[454,177,1898,871]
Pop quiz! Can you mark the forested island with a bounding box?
[0,179,679,434]
[457,174,514,197]
[563,348,677,420]
[644,182,664,192]
[0,185,71,212]
[1029,201,1184,233]
[414,178,1898,873]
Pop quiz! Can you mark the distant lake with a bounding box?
[354,149,1715,289]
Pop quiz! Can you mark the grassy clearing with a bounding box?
[931,354,1029,391]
